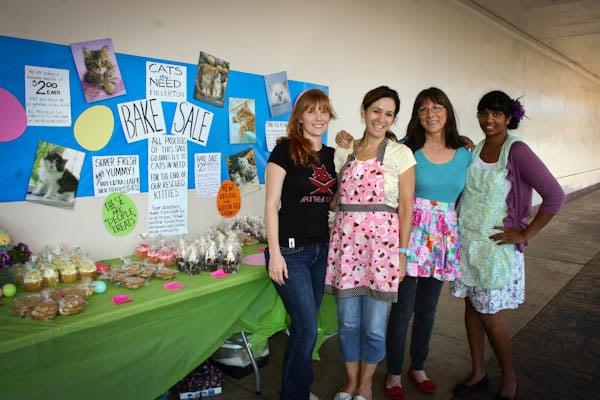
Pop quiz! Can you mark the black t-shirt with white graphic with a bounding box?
[268,140,337,248]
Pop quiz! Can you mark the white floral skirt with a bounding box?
[450,250,524,314]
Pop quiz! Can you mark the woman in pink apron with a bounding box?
[325,86,416,400]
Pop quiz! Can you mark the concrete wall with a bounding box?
[1,0,598,259]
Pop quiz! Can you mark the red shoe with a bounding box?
[384,384,405,400]
[408,369,437,393]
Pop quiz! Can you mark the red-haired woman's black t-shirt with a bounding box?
[268,140,337,248]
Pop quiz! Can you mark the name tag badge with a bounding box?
[288,238,295,249]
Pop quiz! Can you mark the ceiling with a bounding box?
[467,0,600,80]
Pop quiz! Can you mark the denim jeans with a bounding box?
[336,295,391,364]
[386,276,444,374]
[266,241,328,400]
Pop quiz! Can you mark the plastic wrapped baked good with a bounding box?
[24,269,43,292]
[12,294,42,317]
[31,295,58,321]
[155,265,177,280]
[121,276,146,289]
[124,263,143,276]
[137,266,155,279]
[59,294,86,316]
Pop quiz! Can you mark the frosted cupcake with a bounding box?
[135,243,150,259]
[60,263,79,283]
[24,269,43,292]
[78,260,98,280]
[42,267,59,288]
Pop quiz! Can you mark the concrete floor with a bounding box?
[211,190,600,400]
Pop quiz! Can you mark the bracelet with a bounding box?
[398,247,409,255]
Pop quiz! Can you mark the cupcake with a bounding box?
[146,249,161,264]
[159,251,176,267]
[135,243,150,259]
[60,263,79,283]
[13,263,26,285]
[78,260,97,280]
[42,267,59,288]
[24,270,43,292]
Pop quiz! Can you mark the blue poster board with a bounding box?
[0,35,328,202]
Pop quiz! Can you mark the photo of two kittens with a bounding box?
[227,149,258,189]
[28,149,79,202]
[195,52,229,106]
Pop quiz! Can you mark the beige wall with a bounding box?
[1,0,598,259]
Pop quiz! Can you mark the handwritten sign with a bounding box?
[92,155,140,197]
[148,135,188,236]
[171,101,213,146]
[265,121,288,152]
[195,152,221,198]
[146,61,186,102]
[118,98,166,143]
[103,192,137,237]
[25,66,71,126]
[217,180,241,218]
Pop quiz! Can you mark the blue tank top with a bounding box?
[414,147,471,203]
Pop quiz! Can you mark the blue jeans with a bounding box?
[386,276,444,374]
[266,241,328,400]
[336,295,391,364]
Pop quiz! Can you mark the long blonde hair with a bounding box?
[279,89,336,166]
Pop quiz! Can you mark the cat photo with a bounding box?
[229,98,256,144]
[194,51,229,108]
[26,141,85,209]
[227,148,260,196]
[71,38,126,103]
[264,71,292,117]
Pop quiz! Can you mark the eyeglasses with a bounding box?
[418,105,445,115]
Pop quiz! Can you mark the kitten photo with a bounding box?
[264,71,292,117]
[27,142,85,209]
[227,148,260,196]
[269,82,291,107]
[194,51,230,107]
[229,98,256,144]
[71,38,126,103]
[83,45,117,95]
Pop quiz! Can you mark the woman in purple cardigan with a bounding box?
[450,90,565,400]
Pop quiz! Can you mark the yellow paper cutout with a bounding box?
[74,105,114,151]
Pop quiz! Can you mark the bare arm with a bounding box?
[265,162,287,285]
[335,130,354,149]
[491,211,555,245]
[397,165,415,279]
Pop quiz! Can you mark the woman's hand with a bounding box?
[461,135,475,150]
[398,253,407,281]
[335,130,354,149]
[268,253,288,286]
[490,226,527,245]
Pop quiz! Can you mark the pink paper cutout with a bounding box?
[112,294,133,305]
[210,269,230,278]
[242,253,266,266]
[163,281,185,291]
[0,87,27,142]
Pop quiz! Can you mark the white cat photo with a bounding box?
[269,82,291,107]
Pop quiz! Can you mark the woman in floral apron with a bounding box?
[325,86,416,400]
[450,91,565,400]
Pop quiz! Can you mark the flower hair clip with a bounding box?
[511,97,527,123]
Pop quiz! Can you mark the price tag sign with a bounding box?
[25,66,71,126]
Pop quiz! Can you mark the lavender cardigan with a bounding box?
[504,141,565,251]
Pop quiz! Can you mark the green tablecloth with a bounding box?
[0,247,338,400]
